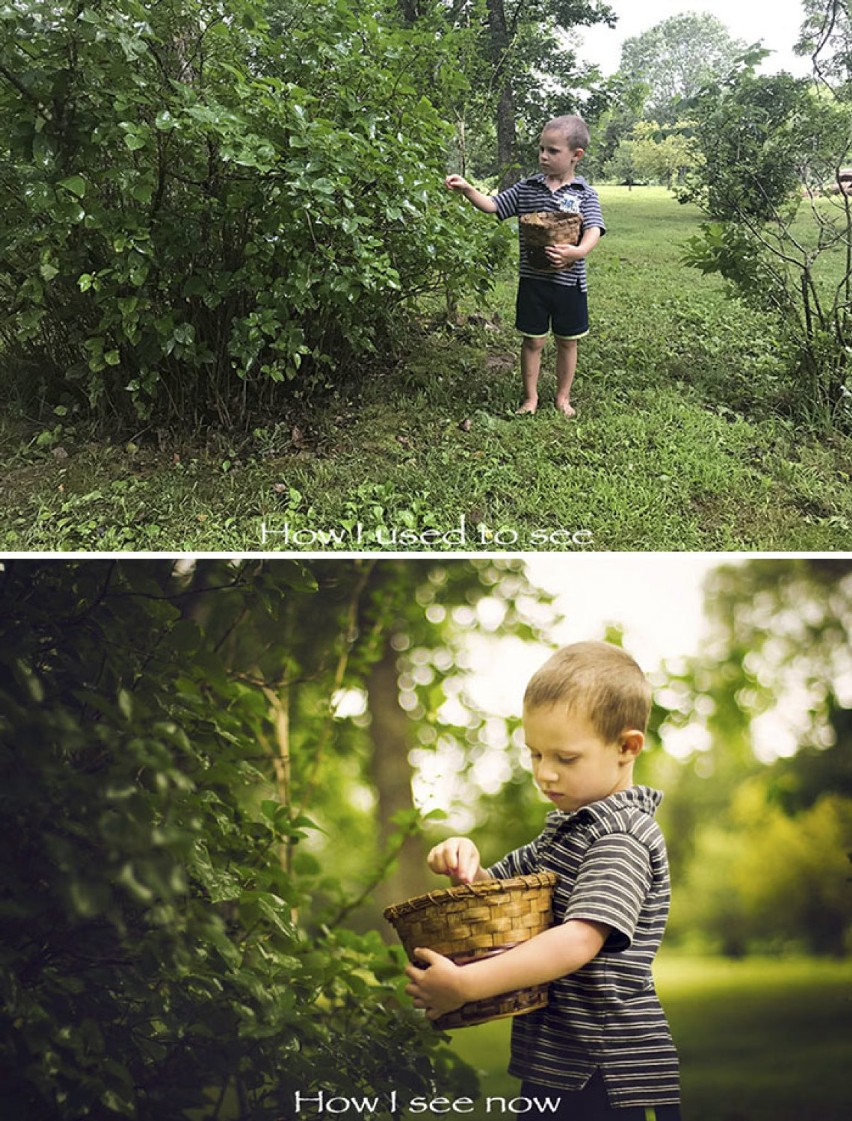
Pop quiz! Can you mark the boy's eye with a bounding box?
[528,751,575,765]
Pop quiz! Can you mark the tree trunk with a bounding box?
[487,0,520,188]
[396,0,420,25]
[495,84,519,187]
[366,637,429,919]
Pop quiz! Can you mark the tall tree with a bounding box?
[620,12,747,122]
[486,0,615,184]
[338,558,560,916]
[419,0,614,185]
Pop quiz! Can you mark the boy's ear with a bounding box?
[618,729,644,761]
[574,147,586,162]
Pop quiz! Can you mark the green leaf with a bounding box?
[116,862,154,903]
[118,688,133,720]
[58,174,86,198]
[69,878,109,918]
[121,128,147,152]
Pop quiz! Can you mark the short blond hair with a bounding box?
[542,114,590,152]
[523,641,651,743]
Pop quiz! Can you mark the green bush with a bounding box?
[677,60,852,428]
[0,1,507,425]
[0,561,472,1120]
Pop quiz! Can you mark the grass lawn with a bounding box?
[440,955,852,1121]
[2,187,851,551]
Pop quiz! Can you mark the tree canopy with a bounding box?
[619,12,747,123]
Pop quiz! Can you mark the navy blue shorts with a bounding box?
[519,1074,682,1121]
[515,277,589,340]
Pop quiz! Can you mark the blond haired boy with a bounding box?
[405,642,681,1121]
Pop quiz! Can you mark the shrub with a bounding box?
[0,1,507,425]
[678,60,852,428]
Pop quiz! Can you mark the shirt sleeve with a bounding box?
[493,182,521,221]
[485,838,540,879]
[562,833,652,951]
[581,187,605,235]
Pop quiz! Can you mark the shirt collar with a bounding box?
[546,785,663,827]
[528,172,588,191]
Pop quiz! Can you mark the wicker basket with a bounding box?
[384,872,557,1030]
[520,211,581,271]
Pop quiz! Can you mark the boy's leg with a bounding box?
[552,283,588,418]
[555,337,578,417]
[519,1075,682,1121]
[515,279,550,413]
[520,335,547,413]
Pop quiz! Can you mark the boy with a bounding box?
[405,642,681,1121]
[445,115,605,418]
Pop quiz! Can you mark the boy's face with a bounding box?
[523,704,641,813]
[538,129,583,180]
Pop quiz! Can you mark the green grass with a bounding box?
[441,955,852,1121]
[2,187,851,551]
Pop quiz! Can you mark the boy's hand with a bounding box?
[545,243,583,268]
[427,837,483,884]
[445,174,472,193]
[545,226,601,268]
[404,948,468,1020]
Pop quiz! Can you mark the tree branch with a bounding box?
[295,561,379,818]
[0,62,52,121]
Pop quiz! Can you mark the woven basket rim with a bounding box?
[520,211,580,222]
[383,872,557,922]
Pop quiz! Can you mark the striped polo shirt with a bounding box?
[486,786,680,1109]
[492,173,605,291]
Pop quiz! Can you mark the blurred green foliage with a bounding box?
[0,560,492,1119]
[649,559,852,956]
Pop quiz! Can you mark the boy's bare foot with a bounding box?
[516,398,538,415]
[555,400,576,418]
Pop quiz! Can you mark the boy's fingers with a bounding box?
[428,843,453,874]
[413,947,440,967]
[428,838,478,881]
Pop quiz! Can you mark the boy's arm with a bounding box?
[404,918,609,1021]
[445,174,498,215]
